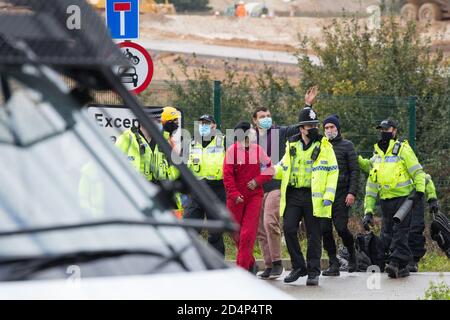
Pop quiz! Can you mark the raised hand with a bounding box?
[305,85,319,106]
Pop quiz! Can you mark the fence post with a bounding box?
[213,80,222,129]
[408,96,416,151]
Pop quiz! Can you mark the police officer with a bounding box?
[359,148,439,273]
[275,106,339,286]
[252,86,318,280]
[115,112,163,182]
[185,114,226,256]
[116,111,180,211]
[363,119,426,279]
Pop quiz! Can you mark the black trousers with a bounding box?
[380,196,413,267]
[408,197,426,263]
[184,182,226,256]
[321,188,355,259]
[283,187,322,276]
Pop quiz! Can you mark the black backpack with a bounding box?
[355,232,385,272]
[430,212,450,258]
[338,232,385,272]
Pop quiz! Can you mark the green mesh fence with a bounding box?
[414,95,450,215]
[90,79,450,215]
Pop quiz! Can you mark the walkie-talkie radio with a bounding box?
[311,143,321,161]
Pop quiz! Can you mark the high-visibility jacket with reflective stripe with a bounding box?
[188,136,225,180]
[358,154,375,174]
[116,129,179,182]
[285,140,315,188]
[116,129,153,181]
[364,139,426,213]
[361,154,437,202]
[425,173,437,201]
[275,137,339,218]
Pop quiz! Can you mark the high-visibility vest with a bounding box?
[364,139,426,214]
[275,137,339,218]
[116,128,153,181]
[188,136,225,181]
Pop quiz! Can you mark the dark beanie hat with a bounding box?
[323,115,340,131]
[234,121,251,132]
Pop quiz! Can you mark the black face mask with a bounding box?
[163,121,179,134]
[306,127,319,141]
[380,131,394,142]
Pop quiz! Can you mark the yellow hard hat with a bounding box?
[161,106,180,124]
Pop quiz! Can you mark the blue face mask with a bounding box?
[199,124,211,137]
[258,117,272,130]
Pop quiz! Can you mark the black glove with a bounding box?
[362,213,374,231]
[428,198,439,214]
[414,191,424,201]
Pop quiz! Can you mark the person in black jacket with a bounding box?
[321,115,359,275]
[253,86,319,280]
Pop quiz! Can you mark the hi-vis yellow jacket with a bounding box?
[275,136,339,218]
[188,136,225,181]
[364,139,425,214]
[116,128,179,182]
[359,155,437,201]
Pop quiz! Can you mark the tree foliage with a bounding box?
[150,14,449,212]
[297,16,449,210]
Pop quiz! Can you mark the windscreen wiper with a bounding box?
[0,75,11,102]
[0,218,229,238]
[0,248,190,282]
[101,68,238,234]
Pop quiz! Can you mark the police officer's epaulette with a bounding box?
[288,133,302,143]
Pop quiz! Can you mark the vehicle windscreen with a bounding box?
[0,66,210,280]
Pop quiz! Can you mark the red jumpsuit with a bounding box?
[223,142,274,270]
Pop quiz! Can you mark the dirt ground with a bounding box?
[142,13,450,81]
[150,51,301,82]
[140,14,450,50]
[207,0,380,16]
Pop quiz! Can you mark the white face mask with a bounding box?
[325,131,338,140]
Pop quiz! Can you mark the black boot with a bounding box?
[306,274,320,286]
[386,261,399,279]
[269,261,284,279]
[322,256,340,276]
[283,268,307,283]
[258,267,272,279]
[347,246,357,273]
[398,266,410,278]
[407,262,418,273]
[249,263,259,276]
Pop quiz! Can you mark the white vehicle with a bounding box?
[0,0,291,300]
